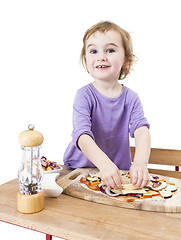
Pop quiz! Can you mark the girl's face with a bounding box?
[85,30,125,82]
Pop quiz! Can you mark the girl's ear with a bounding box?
[119,58,129,80]
[122,57,128,68]
[122,57,130,71]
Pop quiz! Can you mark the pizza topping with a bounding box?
[100,185,107,194]
[88,184,100,191]
[80,176,87,184]
[122,189,147,195]
[80,176,100,191]
[121,176,131,184]
[110,188,124,195]
[79,172,178,201]
[143,193,153,198]
[159,189,173,199]
[165,185,178,192]
[88,180,101,186]
[147,180,167,191]
[166,182,175,186]
[125,196,136,202]
[126,172,130,178]
[122,183,141,190]
[146,190,160,197]
[105,187,120,197]
[152,176,164,181]
[126,193,141,198]
[152,181,161,188]
[86,176,101,182]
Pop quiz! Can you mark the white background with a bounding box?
[0,0,181,239]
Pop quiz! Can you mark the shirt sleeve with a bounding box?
[129,94,150,138]
[71,88,95,149]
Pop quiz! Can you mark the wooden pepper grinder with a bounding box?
[17,124,44,213]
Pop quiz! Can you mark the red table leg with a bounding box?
[46,234,52,240]
[175,166,179,171]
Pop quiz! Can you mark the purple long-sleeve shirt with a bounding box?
[63,83,150,170]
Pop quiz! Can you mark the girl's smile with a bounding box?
[96,64,110,69]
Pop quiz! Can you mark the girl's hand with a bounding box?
[99,162,122,189]
[129,163,150,188]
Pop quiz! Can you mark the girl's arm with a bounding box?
[78,134,122,189]
[129,126,151,187]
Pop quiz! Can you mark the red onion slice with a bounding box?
[100,185,106,194]
[105,187,120,197]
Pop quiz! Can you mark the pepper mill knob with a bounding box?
[28,124,35,130]
[19,124,44,147]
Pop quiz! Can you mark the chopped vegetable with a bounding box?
[88,180,101,186]
[80,175,100,191]
[149,181,167,191]
[143,193,153,198]
[146,190,160,197]
[127,193,140,198]
[159,189,173,199]
[165,185,178,192]
[126,172,130,178]
[105,187,120,197]
[125,197,136,202]
[41,156,61,171]
[86,176,100,182]
[110,188,124,195]
[100,185,106,194]
[166,182,175,186]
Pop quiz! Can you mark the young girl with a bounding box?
[63,21,151,189]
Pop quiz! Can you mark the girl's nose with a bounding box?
[97,53,107,61]
[98,57,107,61]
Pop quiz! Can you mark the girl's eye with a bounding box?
[106,48,115,53]
[90,49,97,54]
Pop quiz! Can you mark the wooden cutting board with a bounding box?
[56,168,181,213]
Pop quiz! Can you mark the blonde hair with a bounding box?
[80,21,136,80]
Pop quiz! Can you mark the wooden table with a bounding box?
[1,169,181,240]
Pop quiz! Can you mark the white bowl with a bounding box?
[42,173,63,197]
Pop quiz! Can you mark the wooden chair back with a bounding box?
[130,147,181,179]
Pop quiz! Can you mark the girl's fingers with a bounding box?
[140,172,150,188]
[113,174,122,189]
[130,170,138,185]
[103,175,122,189]
[102,177,114,189]
[130,165,150,188]
[134,170,143,187]
[136,171,150,188]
